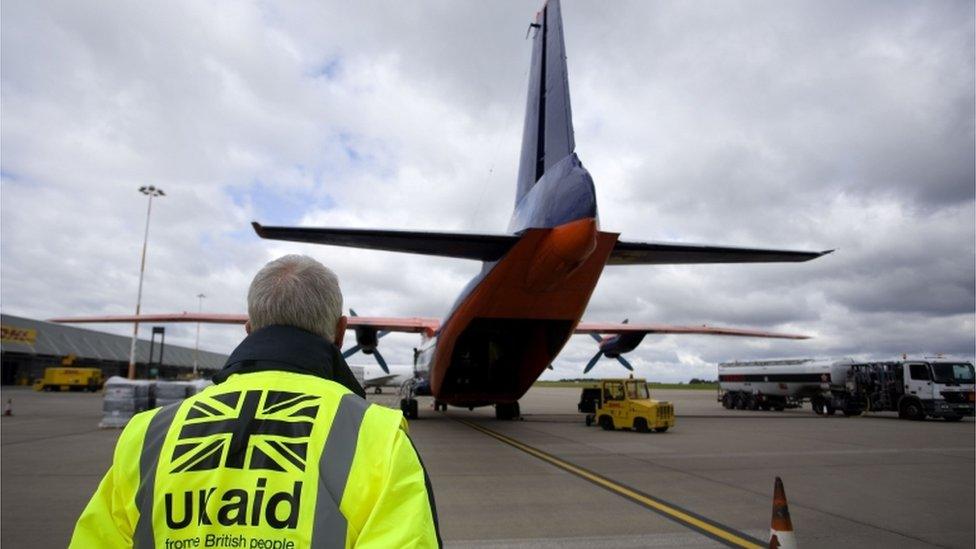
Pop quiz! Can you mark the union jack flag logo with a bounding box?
[170,390,320,473]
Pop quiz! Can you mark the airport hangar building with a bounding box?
[0,313,229,385]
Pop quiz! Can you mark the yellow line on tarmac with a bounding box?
[455,417,765,549]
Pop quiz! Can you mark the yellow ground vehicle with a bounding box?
[32,367,103,392]
[578,378,675,432]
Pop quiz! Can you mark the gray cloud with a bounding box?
[2,0,973,382]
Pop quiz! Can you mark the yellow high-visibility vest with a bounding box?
[70,371,440,548]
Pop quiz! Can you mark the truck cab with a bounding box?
[846,359,975,421]
[579,378,674,432]
[901,360,975,420]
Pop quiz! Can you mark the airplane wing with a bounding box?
[49,313,440,335]
[608,240,832,265]
[362,373,399,386]
[255,223,830,265]
[575,322,809,339]
[345,316,440,335]
[48,313,248,324]
[252,222,518,261]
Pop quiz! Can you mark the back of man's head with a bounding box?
[247,254,343,342]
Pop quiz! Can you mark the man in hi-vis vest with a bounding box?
[71,255,442,548]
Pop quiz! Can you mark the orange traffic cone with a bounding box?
[769,476,796,548]
[3,398,12,416]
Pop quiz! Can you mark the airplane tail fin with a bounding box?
[516,0,575,206]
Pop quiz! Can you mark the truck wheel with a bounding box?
[734,394,746,410]
[654,426,669,433]
[585,414,594,427]
[811,397,824,415]
[944,415,963,422]
[842,409,862,417]
[599,415,614,431]
[773,405,785,412]
[634,418,649,433]
[899,400,925,421]
[721,393,734,409]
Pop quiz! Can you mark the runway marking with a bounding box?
[453,417,766,549]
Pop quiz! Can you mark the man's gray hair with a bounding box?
[247,255,343,341]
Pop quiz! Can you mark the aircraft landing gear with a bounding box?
[400,398,419,419]
[495,401,520,420]
[374,387,382,394]
[434,400,448,412]
[398,377,421,419]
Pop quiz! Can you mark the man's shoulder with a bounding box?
[363,401,407,433]
[195,370,354,399]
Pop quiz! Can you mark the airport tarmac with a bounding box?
[1,385,973,548]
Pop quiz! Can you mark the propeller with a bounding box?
[583,319,634,373]
[341,309,392,373]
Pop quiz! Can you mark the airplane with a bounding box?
[354,363,414,394]
[52,0,830,420]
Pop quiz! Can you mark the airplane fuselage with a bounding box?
[417,154,617,406]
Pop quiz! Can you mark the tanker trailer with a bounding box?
[718,358,855,414]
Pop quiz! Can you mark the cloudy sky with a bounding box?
[2,0,973,382]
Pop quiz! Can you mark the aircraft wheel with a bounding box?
[401,398,419,419]
[495,402,520,420]
[374,387,382,394]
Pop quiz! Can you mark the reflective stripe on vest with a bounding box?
[134,403,179,549]
[312,393,368,548]
[132,393,367,549]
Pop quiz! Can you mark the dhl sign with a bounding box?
[1,325,37,345]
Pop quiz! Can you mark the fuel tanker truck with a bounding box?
[718,357,975,421]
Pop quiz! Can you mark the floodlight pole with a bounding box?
[127,185,165,379]
[193,293,206,377]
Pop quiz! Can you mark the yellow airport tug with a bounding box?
[579,378,675,432]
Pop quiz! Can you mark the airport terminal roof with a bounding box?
[0,313,228,370]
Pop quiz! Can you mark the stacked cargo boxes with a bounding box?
[155,381,191,407]
[99,377,154,428]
